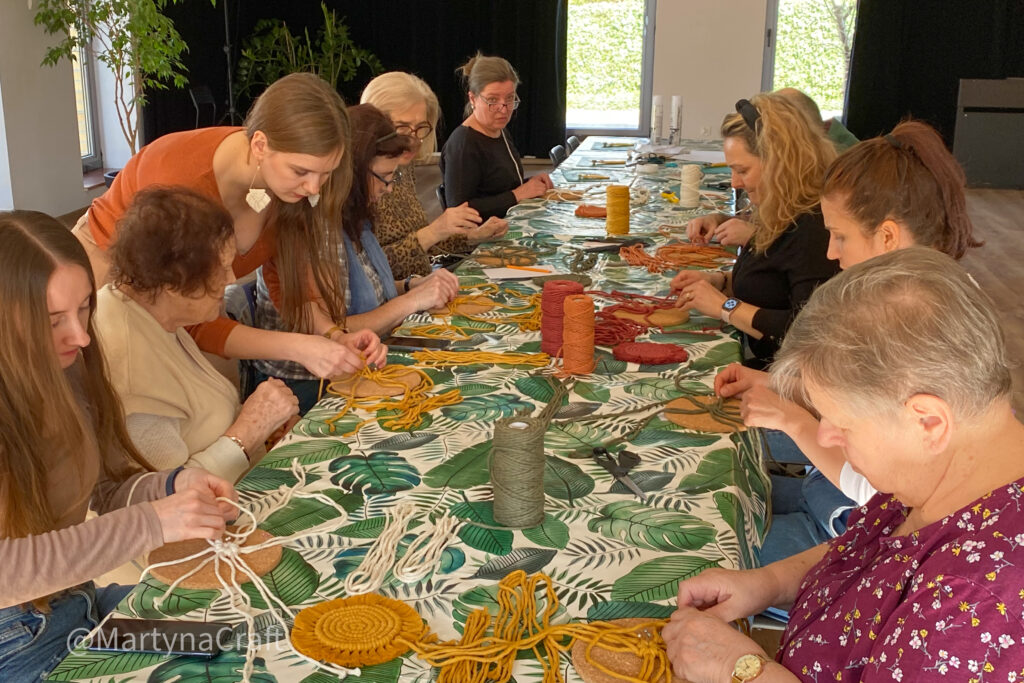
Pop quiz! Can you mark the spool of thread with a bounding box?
[561,294,596,375]
[491,416,546,528]
[606,185,630,235]
[541,280,585,356]
[679,165,702,209]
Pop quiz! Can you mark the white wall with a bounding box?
[0,3,107,215]
[651,0,769,140]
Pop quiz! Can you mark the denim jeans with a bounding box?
[251,368,322,416]
[0,582,133,681]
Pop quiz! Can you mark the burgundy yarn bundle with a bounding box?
[541,280,585,355]
[612,341,689,364]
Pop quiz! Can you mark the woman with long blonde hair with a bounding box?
[0,212,238,680]
[672,92,839,367]
[74,73,384,381]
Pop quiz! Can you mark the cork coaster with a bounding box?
[330,367,424,398]
[571,618,689,683]
[148,526,281,589]
[430,297,499,317]
[664,395,745,433]
[611,307,690,328]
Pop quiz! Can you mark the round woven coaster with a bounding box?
[611,307,690,328]
[543,188,584,201]
[148,526,281,589]
[533,273,592,288]
[291,594,423,668]
[476,253,537,267]
[571,618,689,683]
[330,367,424,398]
[664,395,745,433]
[429,298,498,317]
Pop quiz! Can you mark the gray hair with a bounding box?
[457,53,519,116]
[771,247,1011,419]
[361,71,441,161]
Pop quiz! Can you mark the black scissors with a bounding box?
[592,447,646,501]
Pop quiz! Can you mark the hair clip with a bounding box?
[735,99,761,131]
[884,134,903,149]
[376,131,399,144]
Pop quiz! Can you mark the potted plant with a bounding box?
[32,0,205,160]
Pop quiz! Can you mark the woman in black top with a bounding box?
[441,53,552,219]
[671,93,840,368]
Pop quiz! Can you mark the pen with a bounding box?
[505,265,552,273]
[704,162,728,168]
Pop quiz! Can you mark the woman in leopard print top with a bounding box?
[362,72,508,280]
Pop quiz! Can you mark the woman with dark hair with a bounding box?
[440,53,553,219]
[0,211,237,681]
[256,104,459,412]
[94,187,299,482]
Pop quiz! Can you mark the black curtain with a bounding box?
[845,0,1024,145]
[144,0,567,158]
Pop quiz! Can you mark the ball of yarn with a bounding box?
[612,341,689,365]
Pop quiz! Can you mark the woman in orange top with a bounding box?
[74,73,385,379]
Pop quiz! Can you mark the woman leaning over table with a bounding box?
[717,121,983,564]
[255,105,459,413]
[663,248,1024,683]
[672,93,839,369]
[361,71,509,280]
[94,187,300,483]
[440,53,553,220]
[73,72,381,382]
[0,212,237,681]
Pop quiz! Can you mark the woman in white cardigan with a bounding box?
[94,187,298,482]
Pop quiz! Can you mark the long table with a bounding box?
[53,137,768,683]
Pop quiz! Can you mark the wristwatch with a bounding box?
[731,653,768,682]
[721,298,740,324]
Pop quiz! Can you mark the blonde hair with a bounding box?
[361,71,441,161]
[457,52,519,116]
[722,92,836,253]
[0,212,154,544]
[771,247,1011,420]
[245,72,351,330]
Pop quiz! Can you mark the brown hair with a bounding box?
[821,120,981,260]
[343,104,415,248]
[0,211,154,543]
[244,72,351,330]
[360,71,442,161]
[457,53,519,116]
[721,92,837,253]
[110,187,235,299]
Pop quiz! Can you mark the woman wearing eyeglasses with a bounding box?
[361,72,509,281]
[441,53,553,220]
[253,105,459,413]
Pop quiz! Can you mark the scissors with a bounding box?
[592,447,646,501]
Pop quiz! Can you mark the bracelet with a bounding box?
[225,434,250,462]
[404,275,422,293]
[322,323,347,339]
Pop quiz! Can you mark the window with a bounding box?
[566,0,656,135]
[763,0,859,120]
[72,41,103,171]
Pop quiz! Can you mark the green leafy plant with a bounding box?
[235,2,383,101]
[33,0,204,155]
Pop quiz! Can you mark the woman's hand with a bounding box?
[341,329,388,369]
[662,607,768,683]
[409,268,460,311]
[675,566,780,623]
[714,363,770,398]
[230,378,299,451]
[290,335,368,378]
[424,202,482,245]
[740,384,804,433]
[686,214,727,245]
[512,173,554,202]
[674,276,728,318]
[467,216,509,244]
[152,468,238,542]
[712,218,755,247]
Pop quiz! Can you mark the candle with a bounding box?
[651,95,663,141]
[671,95,683,132]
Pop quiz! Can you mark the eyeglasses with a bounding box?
[394,122,434,140]
[370,168,403,188]
[477,95,521,112]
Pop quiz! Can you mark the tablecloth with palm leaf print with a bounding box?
[53,137,770,683]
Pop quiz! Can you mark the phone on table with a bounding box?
[383,336,451,352]
[86,618,234,658]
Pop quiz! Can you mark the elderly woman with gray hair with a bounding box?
[662,247,1024,682]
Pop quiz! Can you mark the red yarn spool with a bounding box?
[541,280,585,356]
[612,341,689,364]
[561,294,596,374]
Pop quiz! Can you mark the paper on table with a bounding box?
[482,266,565,280]
[676,150,727,163]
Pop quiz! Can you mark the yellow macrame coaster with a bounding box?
[290,593,426,668]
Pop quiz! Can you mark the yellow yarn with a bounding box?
[427,284,542,333]
[410,350,551,368]
[324,366,462,436]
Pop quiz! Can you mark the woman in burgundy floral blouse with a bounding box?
[663,247,1024,683]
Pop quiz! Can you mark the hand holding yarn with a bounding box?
[711,218,755,247]
[513,173,554,202]
[341,329,388,369]
[662,606,770,683]
[685,213,727,245]
[231,378,300,451]
[467,216,509,244]
[739,384,802,433]
[151,474,237,543]
[714,363,770,398]
[432,202,482,239]
[409,269,460,311]
[291,334,369,378]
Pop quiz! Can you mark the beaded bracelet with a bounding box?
[225,434,250,462]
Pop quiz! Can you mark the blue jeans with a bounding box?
[0,582,132,681]
[251,368,322,416]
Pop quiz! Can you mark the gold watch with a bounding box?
[731,653,768,682]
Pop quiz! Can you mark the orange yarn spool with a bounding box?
[561,294,596,374]
[605,185,630,235]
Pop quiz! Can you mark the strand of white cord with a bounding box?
[392,513,463,583]
[343,503,418,595]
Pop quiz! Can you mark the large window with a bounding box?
[566,0,656,135]
[72,41,103,171]
[763,0,858,119]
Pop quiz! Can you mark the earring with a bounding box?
[245,164,270,213]
[308,194,320,208]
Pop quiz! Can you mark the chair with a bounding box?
[549,144,568,168]
[435,184,447,210]
[566,135,582,153]
[189,85,216,129]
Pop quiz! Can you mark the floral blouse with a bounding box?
[781,481,1024,682]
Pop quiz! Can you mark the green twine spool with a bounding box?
[490,415,547,528]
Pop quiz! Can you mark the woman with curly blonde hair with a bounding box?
[672,92,839,367]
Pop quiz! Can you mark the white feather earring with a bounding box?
[245,164,270,213]
[308,194,320,208]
